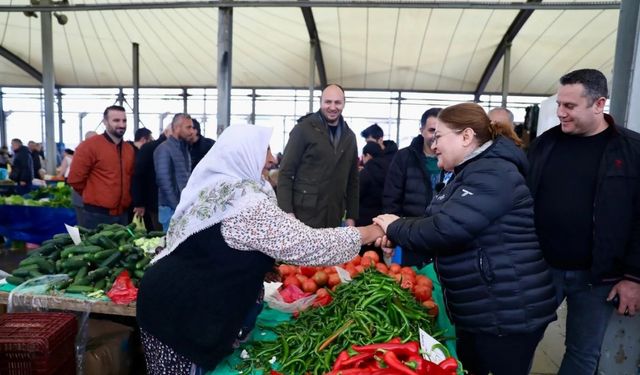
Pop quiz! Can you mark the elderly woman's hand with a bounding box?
[357,224,385,245]
[372,214,400,233]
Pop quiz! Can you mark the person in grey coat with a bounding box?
[154,114,194,231]
[277,84,359,228]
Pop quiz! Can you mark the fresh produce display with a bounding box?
[326,339,459,375]
[0,183,72,207]
[278,251,438,316]
[5,223,164,296]
[239,269,440,374]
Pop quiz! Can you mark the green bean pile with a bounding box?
[238,269,440,374]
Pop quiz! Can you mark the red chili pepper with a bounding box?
[439,357,459,372]
[382,351,419,375]
[326,369,373,375]
[332,350,351,370]
[404,354,450,375]
[388,337,402,344]
[352,342,420,356]
[270,371,284,375]
[340,352,375,368]
[369,370,398,375]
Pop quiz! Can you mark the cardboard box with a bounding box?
[83,319,133,375]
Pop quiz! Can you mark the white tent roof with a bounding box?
[0,0,619,96]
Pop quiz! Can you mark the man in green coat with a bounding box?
[277,84,359,228]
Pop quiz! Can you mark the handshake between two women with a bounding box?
[358,214,402,257]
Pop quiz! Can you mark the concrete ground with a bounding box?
[531,303,566,374]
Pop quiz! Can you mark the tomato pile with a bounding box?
[278,251,439,316]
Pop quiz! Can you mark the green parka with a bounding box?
[277,112,359,228]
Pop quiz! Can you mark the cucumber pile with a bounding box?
[5,223,165,295]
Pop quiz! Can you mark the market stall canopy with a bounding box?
[0,0,620,96]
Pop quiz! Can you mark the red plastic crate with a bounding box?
[0,312,77,375]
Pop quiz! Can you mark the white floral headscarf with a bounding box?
[153,124,274,263]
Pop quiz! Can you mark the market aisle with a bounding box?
[531,303,566,374]
[0,247,24,274]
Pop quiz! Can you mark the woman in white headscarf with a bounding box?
[136,124,383,374]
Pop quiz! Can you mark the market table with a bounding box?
[0,285,135,317]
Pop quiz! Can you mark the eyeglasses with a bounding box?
[432,129,464,146]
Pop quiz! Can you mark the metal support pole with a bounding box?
[56,88,64,143]
[501,42,511,108]
[41,0,56,174]
[610,0,640,129]
[117,88,125,106]
[202,90,207,136]
[79,112,87,142]
[182,88,188,113]
[250,89,256,124]
[217,7,233,135]
[308,41,316,114]
[132,43,140,132]
[396,91,402,144]
[0,89,6,148]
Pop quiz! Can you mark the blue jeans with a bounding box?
[158,206,175,232]
[552,269,613,375]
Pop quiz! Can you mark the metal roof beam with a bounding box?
[474,0,541,102]
[0,1,620,12]
[301,6,327,88]
[0,46,42,83]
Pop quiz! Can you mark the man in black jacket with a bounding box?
[189,119,215,170]
[131,126,171,231]
[27,141,43,180]
[528,68,640,375]
[360,123,398,164]
[9,138,33,195]
[382,107,442,266]
[357,142,390,227]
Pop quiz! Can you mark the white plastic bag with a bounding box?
[263,281,317,313]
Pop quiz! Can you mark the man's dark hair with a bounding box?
[420,107,442,128]
[559,69,608,105]
[362,141,383,158]
[134,127,152,142]
[361,124,384,140]
[192,118,202,136]
[103,105,126,119]
[64,148,74,155]
[11,138,22,145]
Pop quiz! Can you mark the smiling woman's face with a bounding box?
[431,120,474,171]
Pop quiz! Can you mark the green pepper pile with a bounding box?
[238,269,440,374]
[6,223,165,294]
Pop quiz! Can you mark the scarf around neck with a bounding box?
[153,124,275,263]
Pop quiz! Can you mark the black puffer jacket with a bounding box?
[383,135,436,266]
[387,137,556,335]
[383,135,433,218]
[382,140,398,164]
[356,156,390,227]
